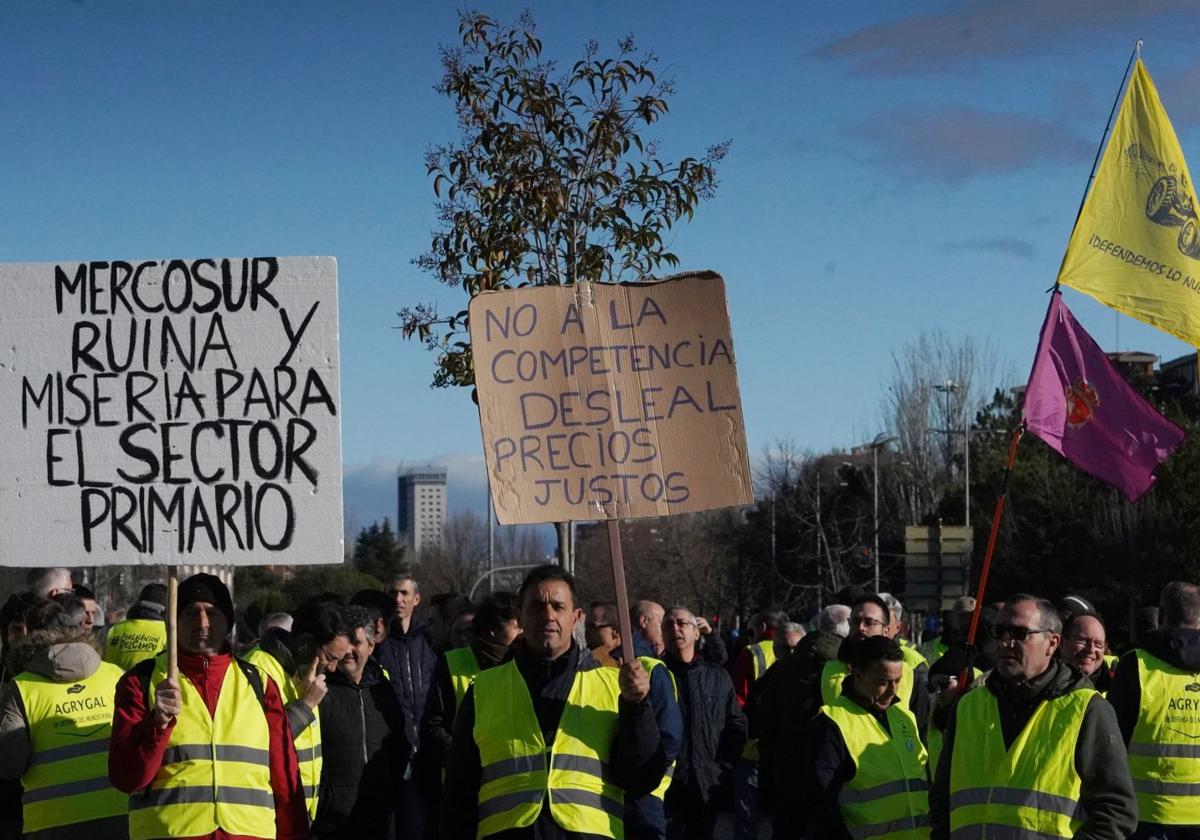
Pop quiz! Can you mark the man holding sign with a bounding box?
[441,565,666,839]
[109,574,309,840]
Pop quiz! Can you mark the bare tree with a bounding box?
[883,329,1001,524]
[416,511,489,594]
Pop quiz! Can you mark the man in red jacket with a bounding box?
[109,573,309,840]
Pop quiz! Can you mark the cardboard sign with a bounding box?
[470,273,752,525]
[0,256,343,566]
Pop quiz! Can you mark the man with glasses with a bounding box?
[1109,581,1200,839]
[1060,611,1113,694]
[929,593,1136,839]
[245,599,353,823]
[819,596,930,731]
[663,607,746,839]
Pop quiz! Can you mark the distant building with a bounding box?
[398,465,448,556]
[1161,351,1199,396]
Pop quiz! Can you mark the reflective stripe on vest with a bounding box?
[244,645,322,821]
[473,659,624,839]
[129,653,275,840]
[822,659,915,709]
[1129,648,1200,824]
[823,694,930,840]
[103,619,167,671]
[446,646,482,709]
[948,684,1093,838]
[15,661,128,832]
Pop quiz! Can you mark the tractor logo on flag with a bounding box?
[1065,379,1099,427]
[1146,174,1200,259]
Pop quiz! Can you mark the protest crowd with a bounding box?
[0,562,1197,840]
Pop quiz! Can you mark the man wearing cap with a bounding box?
[103,583,169,672]
[109,573,309,840]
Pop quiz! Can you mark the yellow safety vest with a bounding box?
[129,653,276,840]
[244,645,322,820]
[741,640,778,761]
[898,638,928,669]
[472,658,624,839]
[103,618,167,671]
[918,637,947,665]
[747,639,777,681]
[948,683,1094,838]
[14,660,128,832]
[822,658,915,709]
[1129,649,1200,824]
[446,645,482,708]
[822,694,929,839]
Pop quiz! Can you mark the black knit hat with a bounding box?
[177,573,235,627]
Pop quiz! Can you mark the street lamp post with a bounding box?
[934,379,969,527]
[870,433,897,593]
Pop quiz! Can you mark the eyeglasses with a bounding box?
[992,624,1051,642]
[319,644,348,663]
[667,619,698,629]
[1066,636,1105,651]
[850,617,885,629]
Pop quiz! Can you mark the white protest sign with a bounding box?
[0,256,343,566]
[469,273,753,525]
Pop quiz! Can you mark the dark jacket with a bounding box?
[313,657,409,839]
[1108,626,1200,746]
[373,619,437,749]
[757,630,841,825]
[440,642,665,840]
[929,658,1138,840]
[665,652,747,805]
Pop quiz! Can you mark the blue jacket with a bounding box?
[616,634,684,839]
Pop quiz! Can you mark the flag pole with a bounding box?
[958,423,1024,686]
[1054,39,1143,290]
[606,520,636,666]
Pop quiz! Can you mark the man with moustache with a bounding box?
[441,566,664,840]
[929,594,1136,839]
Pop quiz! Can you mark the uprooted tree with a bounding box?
[400,11,730,561]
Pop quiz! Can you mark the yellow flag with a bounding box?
[1058,59,1200,346]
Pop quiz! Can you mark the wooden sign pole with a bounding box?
[166,566,179,681]
[606,520,636,666]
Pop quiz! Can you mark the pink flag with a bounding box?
[1022,291,1185,502]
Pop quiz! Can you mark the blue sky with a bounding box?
[5,1,1200,535]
